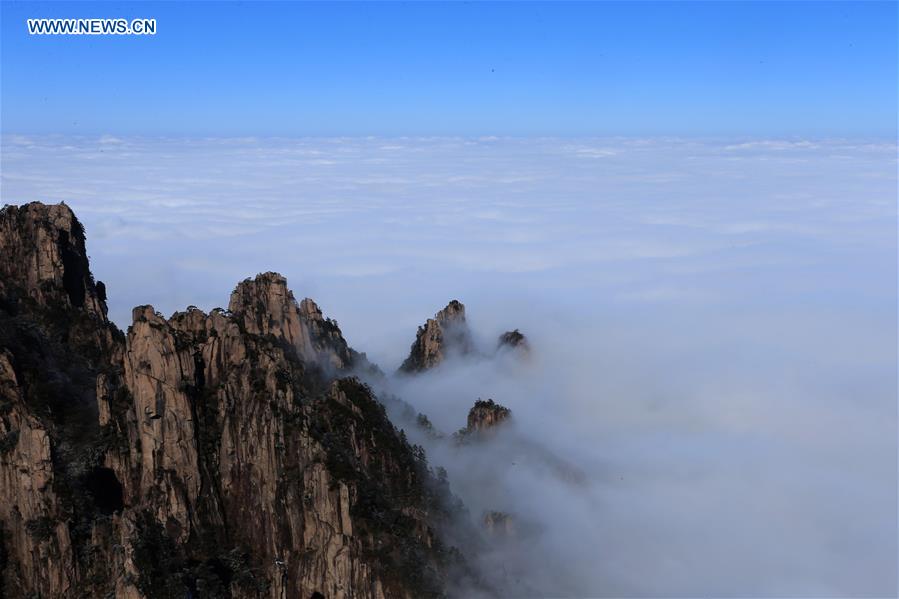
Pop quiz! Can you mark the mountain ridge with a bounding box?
[0,202,485,598]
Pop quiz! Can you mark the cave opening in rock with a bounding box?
[84,467,124,515]
[310,592,325,599]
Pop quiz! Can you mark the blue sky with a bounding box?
[1,1,896,137]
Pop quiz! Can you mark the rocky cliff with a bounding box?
[0,203,480,599]
[450,400,512,446]
[398,301,473,374]
[465,400,511,435]
[398,302,532,376]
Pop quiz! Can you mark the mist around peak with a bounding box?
[3,136,895,596]
[366,295,896,597]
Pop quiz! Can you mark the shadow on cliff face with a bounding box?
[374,304,897,598]
[83,467,124,515]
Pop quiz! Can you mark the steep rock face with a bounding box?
[466,400,512,435]
[0,203,477,599]
[452,400,512,446]
[0,202,107,321]
[0,203,126,598]
[227,273,358,372]
[0,349,75,597]
[110,302,459,598]
[399,301,473,373]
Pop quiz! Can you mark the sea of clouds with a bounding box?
[1,135,896,596]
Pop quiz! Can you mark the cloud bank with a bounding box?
[1,135,896,596]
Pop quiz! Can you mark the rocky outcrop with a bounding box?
[398,303,531,375]
[0,203,480,598]
[496,329,529,356]
[453,400,512,445]
[398,301,473,373]
[227,272,362,373]
[0,202,107,321]
[466,400,511,433]
[449,398,583,488]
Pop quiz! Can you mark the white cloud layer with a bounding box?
[1,135,896,596]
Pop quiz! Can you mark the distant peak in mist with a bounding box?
[468,399,512,432]
[398,301,532,375]
[449,398,514,447]
[497,329,531,356]
[398,299,474,373]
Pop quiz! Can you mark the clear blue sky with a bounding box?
[1,1,896,137]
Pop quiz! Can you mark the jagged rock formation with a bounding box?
[449,398,583,488]
[453,400,511,445]
[227,272,366,373]
[0,203,480,599]
[496,330,529,356]
[0,202,108,321]
[398,301,473,373]
[466,400,511,433]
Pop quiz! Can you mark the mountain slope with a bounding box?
[0,202,478,599]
